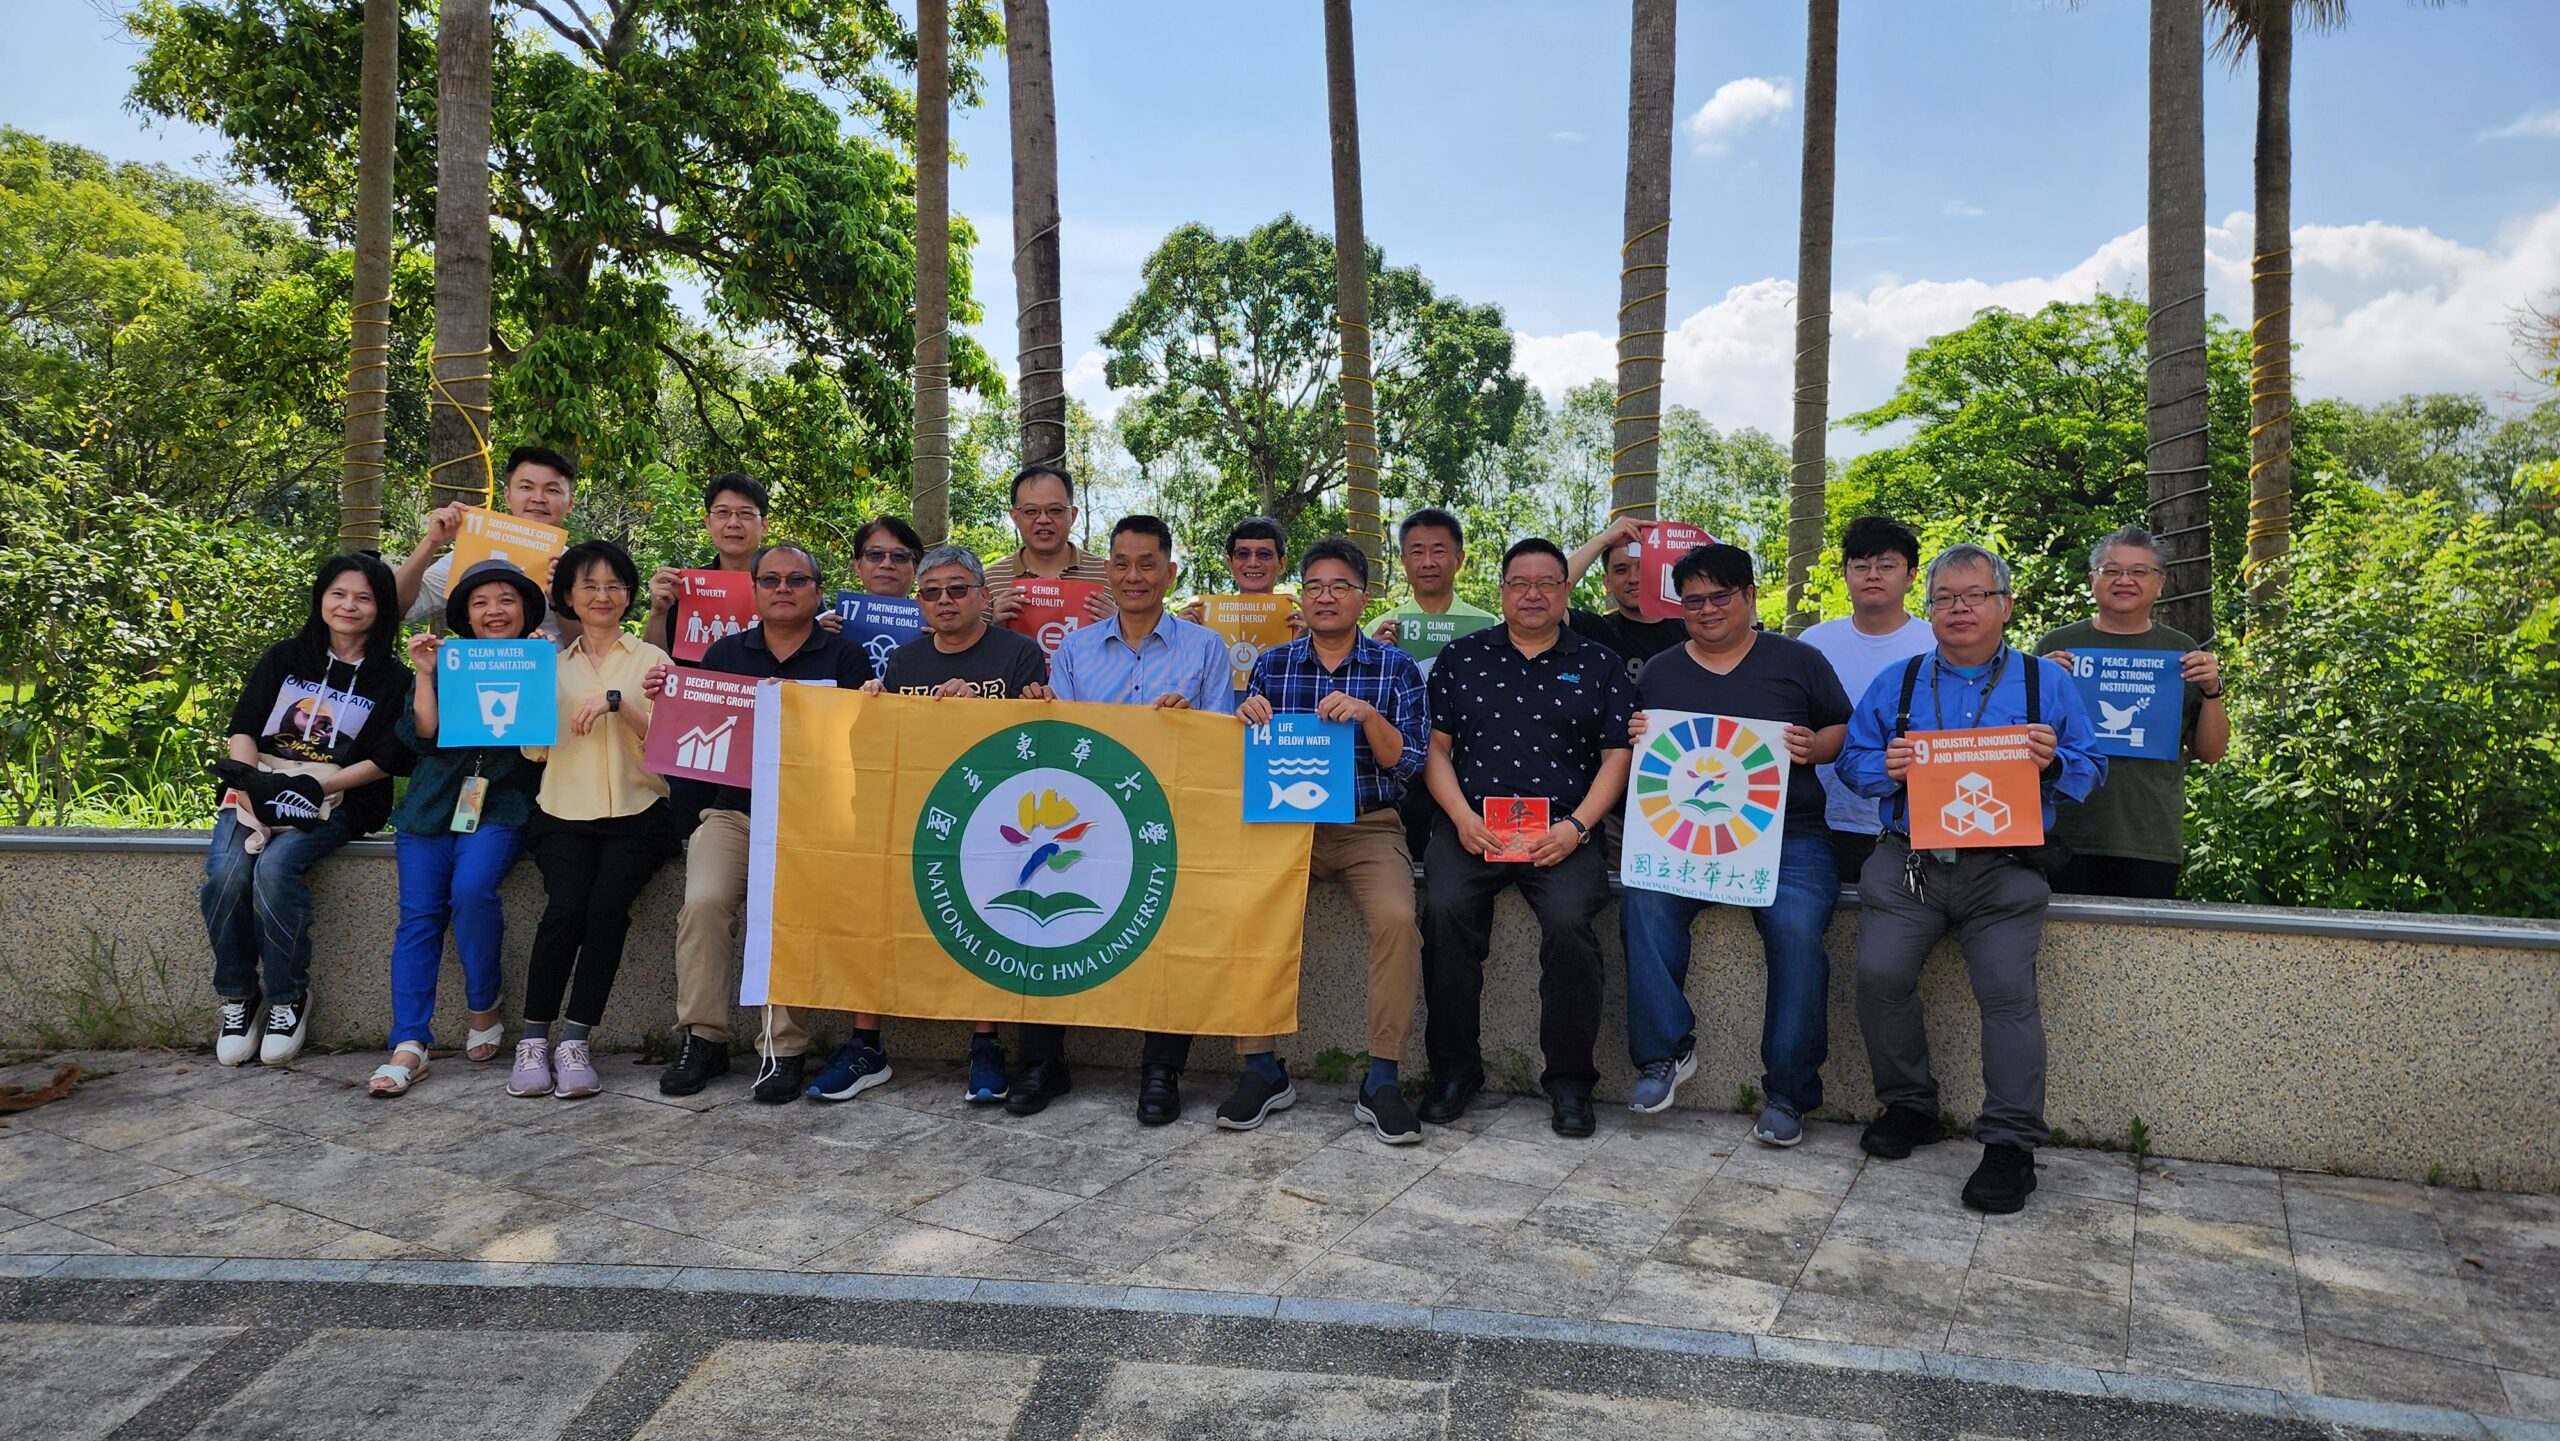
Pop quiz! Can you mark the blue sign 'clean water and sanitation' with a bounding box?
[1241,714,1356,824]
[437,638,559,747]
[835,593,928,676]
[2069,648,2181,760]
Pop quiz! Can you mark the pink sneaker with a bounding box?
[507,1037,553,1097]
[551,1038,601,1099]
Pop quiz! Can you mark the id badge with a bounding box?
[451,774,489,834]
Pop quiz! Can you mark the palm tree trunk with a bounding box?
[430,0,495,507]
[339,0,397,554]
[2245,0,2292,618]
[1785,0,1839,633]
[913,0,953,545]
[1612,0,1676,525]
[1006,0,1067,478]
[2148,0,2214,642]
[1324,0,1380,584]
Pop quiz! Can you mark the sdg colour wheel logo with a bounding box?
[1631,715,1785,856]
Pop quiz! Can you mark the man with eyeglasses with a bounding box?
[645,472,770,659]
[1620,544,1851,1146]
[655,542,878,1104]
[1224,537,1431,1142]
[1182,516,1307,699]
[851,515,924,603]
[986,463,1114,630]
[2035,525,2228,900]
[1418,538,1634,1138]
[1834,543,2105,1213]
[1563,516,1690,683]
[1801,517,1936,884]
[396,443,579,635]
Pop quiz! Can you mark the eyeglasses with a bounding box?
[1679,587,1747,611]
[1928,588,2010,612]
[754,574,818,592]
[1012,505,1072,522]
[1845,560,1907,579]
[1500,576,1567,594]
[575,581,630,597]
[862,547,916,566]
[917,583,977,601]
[1229,546,1281,563]
[2095,565,2162,581]
[708,506,763,523]
[1301,579,1365,599]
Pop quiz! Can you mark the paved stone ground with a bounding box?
[0,1050,2553,1440]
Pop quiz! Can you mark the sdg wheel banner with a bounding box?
[743,687,1313,1034]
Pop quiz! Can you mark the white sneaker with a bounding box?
[215,997,263,1066]
[258,997,309,1066]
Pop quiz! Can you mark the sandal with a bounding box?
[367,1042,431,1097]
[464,1017,506,1064]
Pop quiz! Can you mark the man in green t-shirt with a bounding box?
[1370,508,1494,863]
[2035,525,2229,899]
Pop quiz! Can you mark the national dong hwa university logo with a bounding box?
[911,720,1178,995]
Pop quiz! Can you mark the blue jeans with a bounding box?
[1619,830,1839,1113]
[390,825,523,1047]
[201,810,353,1005]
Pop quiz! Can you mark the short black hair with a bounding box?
[1011,463,1074,505]
[853,515,923,559]
[1226,517,1286,555]
[505,444,576,483]
[551,539,639,617]
[1672,542,1756,593]
[1841,515,1920,569]
[1110,514,1175,559]
[703,471,768,514]
[1500,536,1568,577]
[1398,508,1464,550]
[1298,536,1370,590]
[751,542,825,591]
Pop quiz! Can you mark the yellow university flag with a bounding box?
[742,686,1312,1035]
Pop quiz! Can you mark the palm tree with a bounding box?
[913,0,953,545]
[429,0,494,508]
[2147,0,2213,642]
[1612,0,1676,525]
[1784,0,1839,633]
[340,0,397,552]
[1324,0,1380,582]
[1006,0,1066,477]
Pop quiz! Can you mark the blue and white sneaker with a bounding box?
[1753,1101,1804,1148]
[1627,1050,1697,1114]
[806,1039,891,1102]
[965,1035,1008,1105]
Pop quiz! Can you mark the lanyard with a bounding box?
[1926,646,2008,731]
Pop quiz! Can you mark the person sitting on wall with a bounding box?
[1800,516,1935,887]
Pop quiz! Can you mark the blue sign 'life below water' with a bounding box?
[1242,714,1356,824]
[835,593,929,676]
[437,638,559,747]
[2069,648,2181,760]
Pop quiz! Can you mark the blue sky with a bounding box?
[11,0,2558,444]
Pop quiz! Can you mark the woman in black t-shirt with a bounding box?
[203,553,413,1069]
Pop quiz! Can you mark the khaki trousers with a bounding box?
[1236,807,1422,1062]
[674,808,808,1058]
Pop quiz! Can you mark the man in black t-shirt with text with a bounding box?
[874,545,1054,700]
[1565,515,1691,683]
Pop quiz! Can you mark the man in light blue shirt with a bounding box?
[1800,516,1936,885]
[1833,543,2104,1218]
[1007,515,1236,1128]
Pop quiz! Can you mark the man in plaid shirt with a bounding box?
[1225,537,1433,1143]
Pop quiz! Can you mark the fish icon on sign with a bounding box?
[1268,780,1330,811]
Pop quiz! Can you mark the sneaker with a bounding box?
[214,995,263,1067]
[1627,1050,1697,1114]
[257,996,310,1067]
[1962,1142,2039,1214]
[1859,1104,1943,1160]
[507,1037,553,1097]
[551,1038,601,1099]
[964,1036,1008,1105]
[1214,1065,1296,1131]
[752,1053,806,1104]
[1355,1081,1422,1145]
[658,1032,730,1096]
[807,1039,891,1102]
[1753,1101,1804,1148]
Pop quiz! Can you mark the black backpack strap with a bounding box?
[1892,655,1924,739]
[2023,647,2040,728]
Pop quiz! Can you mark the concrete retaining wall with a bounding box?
[2,829,2554,1192]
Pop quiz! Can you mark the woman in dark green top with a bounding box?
[370,561,548,1096]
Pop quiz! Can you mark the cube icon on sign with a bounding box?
[1939,772,2013,837]
[1941,797,1977,834]
[1956,771,1994,803]
[1972,795,2012,834]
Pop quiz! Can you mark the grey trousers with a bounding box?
[1854,839,2052,1149]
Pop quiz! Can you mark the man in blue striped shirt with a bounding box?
[1225,537,1432,1143]
[1007,515,1236,1126]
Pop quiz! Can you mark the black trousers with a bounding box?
[1419,823,1608,1094]
[2050,853,2181,901]
[1016,1025,1194,1072]
[524,806,677,1028]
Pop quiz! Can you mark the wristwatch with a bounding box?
[1561,815,1589,839]
[2200,686,2224,701]
[605,689,622,713]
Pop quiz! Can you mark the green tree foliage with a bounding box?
[2325,392,2560,522]
[1100,214,1526,543]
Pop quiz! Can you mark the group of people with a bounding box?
[200,445,2226,1215]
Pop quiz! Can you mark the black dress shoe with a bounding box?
[659,1033,730,1096]
[751,1053,805,1104]
[1415,1071,1481,1126]
[1004,1059,1072,1116]
[1137,1063,1182,1126]
[1549,1090,1596,1138]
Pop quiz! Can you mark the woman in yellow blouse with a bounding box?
[507,540,680,1100]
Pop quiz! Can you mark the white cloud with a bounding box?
[1550,130,1587,144]
[1685,77,1793,155]
[1942,200,1986,219]
[1511,204,2560,453]
[2481,105,2560,141]
[1062,349,1120,419]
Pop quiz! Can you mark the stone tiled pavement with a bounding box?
[1,1049,2554,1437]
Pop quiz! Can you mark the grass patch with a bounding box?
[24,931,195,1051]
